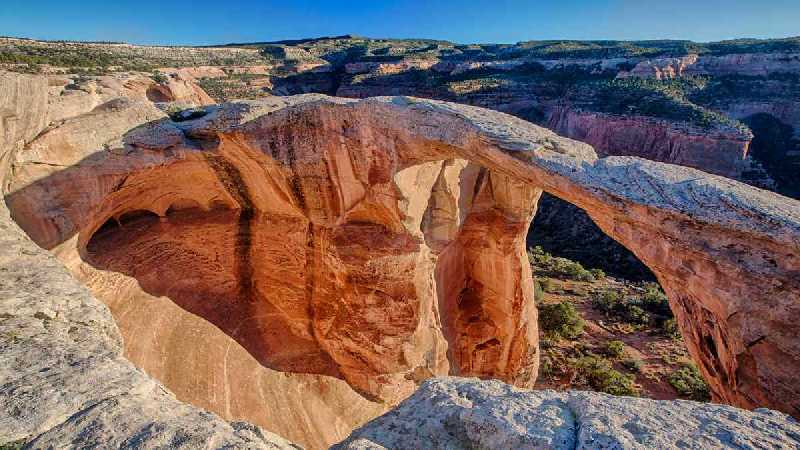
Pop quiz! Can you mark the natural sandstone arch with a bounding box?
[5,93,800,446]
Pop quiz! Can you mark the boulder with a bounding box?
[335,377,800,449]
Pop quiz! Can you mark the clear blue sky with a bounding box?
[1,0,798,46]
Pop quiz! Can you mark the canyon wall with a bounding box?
[545,106,751,178]
[624,53,800,79]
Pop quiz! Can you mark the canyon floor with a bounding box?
[530,256,705,402]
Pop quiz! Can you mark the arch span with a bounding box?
[5,95,800,441]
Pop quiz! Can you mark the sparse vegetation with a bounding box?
[151,71,168,84]
[528,246,602,282]
[622,358,644,373]
[668,363,711,401]
[604,340,626,359]
[573,355,639,396]
[592,283,674,329]
[538,301,584,340]
[570,77,750,132]
[660,318,682,339]
[0,440,25,450]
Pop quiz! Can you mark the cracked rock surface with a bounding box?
[334,377,800,449]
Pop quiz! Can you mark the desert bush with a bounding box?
[589,268,606,279]
[0,441,25,450]
[592,289,622,313]
[538,301,584,340]
[660,318,682,339]
[593,289,657,326]
[623,304,649,325]
[539,355,554,378]
[151,71,168,84]
[539,278,554,292]
[668,363,711,401]
[604,340,626,359]
[640,282,671,316]
[534,280,545,300]
[528,246,597,282]
[622,358,644,372]
[573,355,639,396]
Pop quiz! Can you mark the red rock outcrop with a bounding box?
[5,86,800,442]
[546,106,752,178]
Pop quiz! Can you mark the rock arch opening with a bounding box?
[6,96,800,447]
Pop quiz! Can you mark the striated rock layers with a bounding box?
[336,377,800,449]
[545,106,752,178]
[4,70,800,445]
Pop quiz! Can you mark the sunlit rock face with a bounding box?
[5,81,800,447]
[5,92,541,447]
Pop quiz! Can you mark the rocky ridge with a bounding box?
[335,377,800,449]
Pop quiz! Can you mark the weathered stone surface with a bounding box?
[335,377,800,449]
[0,72,48,192]
[4,72,800,447]
[0,114,300,449]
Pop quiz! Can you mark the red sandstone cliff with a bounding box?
[545,106,752,178]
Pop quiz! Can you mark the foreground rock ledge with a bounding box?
[336,377,800,449]
[2,71,800,447]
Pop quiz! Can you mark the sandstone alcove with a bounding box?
[6,95,800,448]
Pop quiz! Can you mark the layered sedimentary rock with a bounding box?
[336,377,800,449]
[545,106,752,178]
[4,70,800,445]
[623,53,800,79]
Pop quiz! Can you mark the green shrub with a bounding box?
[539,278,554,293]
[527,246,551,265]
[151,71,168,84]
[622,358,644,372]
[528,246,596,281]
[539,355,554,378]
[589,268,606,279]
[539,302,584,340]
[573,356,639,396]
[593,289,652,326]
[641,282,671,316]
[660,318,682,339]
[668,363,711,401]
[623,304,650,325]
[534,280,545,300]
[604,340,626,359]
[593,289,622,313]
[0,440,25,450]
